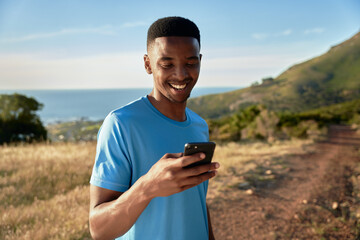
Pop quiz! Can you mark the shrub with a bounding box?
[0,94,47,144]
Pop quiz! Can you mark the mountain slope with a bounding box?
[188,32,360,118]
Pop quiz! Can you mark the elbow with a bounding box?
[89,213,126,240]
[90,231,102,240]
[89,214,105,240]
[89,215,98,240]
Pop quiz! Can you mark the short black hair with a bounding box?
[147,16,200,50]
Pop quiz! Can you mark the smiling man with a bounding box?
[89,17,219,240]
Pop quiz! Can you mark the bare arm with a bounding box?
[89,152,219,240]
[89,179,152,240]
[207,204,215,240]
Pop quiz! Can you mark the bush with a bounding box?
[208,105,263,142]
[0,94,47,144]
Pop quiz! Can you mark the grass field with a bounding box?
[0,142,95,239]
[0,139,314,239]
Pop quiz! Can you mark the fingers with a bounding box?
[164,152,183,159]
[182,162,220,177]
[163,152,220,178]
[149,153,220,197]
[178,153,206,168]
[180,171,217,189]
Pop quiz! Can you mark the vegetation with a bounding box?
[278,99,360,127]
[188,31,360,119]
[0,142,94,239]
[0,94,47,144]
[208,99,360,142]
[207,105,263,142]
[47,119,102,142]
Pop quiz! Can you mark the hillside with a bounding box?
[188,31,360,119]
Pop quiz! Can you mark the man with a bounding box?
[89,16,220,240]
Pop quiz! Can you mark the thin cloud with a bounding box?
[121,21,148,28]
[304,28,325,35]
[252,29,292,40]
[0,21,148,43]
[200,54,302,87]
[252,33,268,40]
[253,27,325,40]
[0,52,149,89]
[0,26,117,43]
[280,29,292,36]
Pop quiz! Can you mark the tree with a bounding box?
[251,81,260,87]
[0,93,47,144]
[261,77,274,85]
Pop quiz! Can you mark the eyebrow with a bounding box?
[187,56,200,61]
[159,56,199,61]
[159,57,173,61]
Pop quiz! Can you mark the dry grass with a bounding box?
[0,142,96,239]
[0,139,314,239]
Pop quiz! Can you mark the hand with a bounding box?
[142,152,220,198]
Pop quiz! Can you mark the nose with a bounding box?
[174,65,189,81]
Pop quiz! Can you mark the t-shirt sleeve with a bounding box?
[90,113,132,192]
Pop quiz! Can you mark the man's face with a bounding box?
[144,36,201,104]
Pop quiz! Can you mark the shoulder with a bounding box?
[109,97,147,123]
[99,97,147,135]
[186,108,208,127]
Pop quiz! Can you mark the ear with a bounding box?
[144,54,152,74]
[199,54,202,61]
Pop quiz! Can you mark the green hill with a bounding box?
[188,31,360,119]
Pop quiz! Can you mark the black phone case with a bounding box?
[183,142,216,168]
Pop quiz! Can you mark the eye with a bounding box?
[160,63,173,69]
[186,62,198,67]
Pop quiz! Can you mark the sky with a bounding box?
[0,0,359,89]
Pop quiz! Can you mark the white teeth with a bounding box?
[170,83,186,90]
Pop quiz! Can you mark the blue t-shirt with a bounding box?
[90,96,210,240]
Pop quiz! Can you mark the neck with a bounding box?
[147,92,187,122]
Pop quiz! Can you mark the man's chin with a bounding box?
[167,93,191,104]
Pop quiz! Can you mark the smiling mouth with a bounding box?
[169,83,187,90]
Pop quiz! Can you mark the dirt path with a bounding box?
[209,125,360,239]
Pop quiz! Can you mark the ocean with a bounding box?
[0,87,238,124]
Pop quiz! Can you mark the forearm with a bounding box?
[89,177,152,240]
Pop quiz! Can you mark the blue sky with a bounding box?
[0,0,359,89]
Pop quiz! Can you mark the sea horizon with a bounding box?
[0,87,241,124]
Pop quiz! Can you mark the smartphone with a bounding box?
[183,142,216,168]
